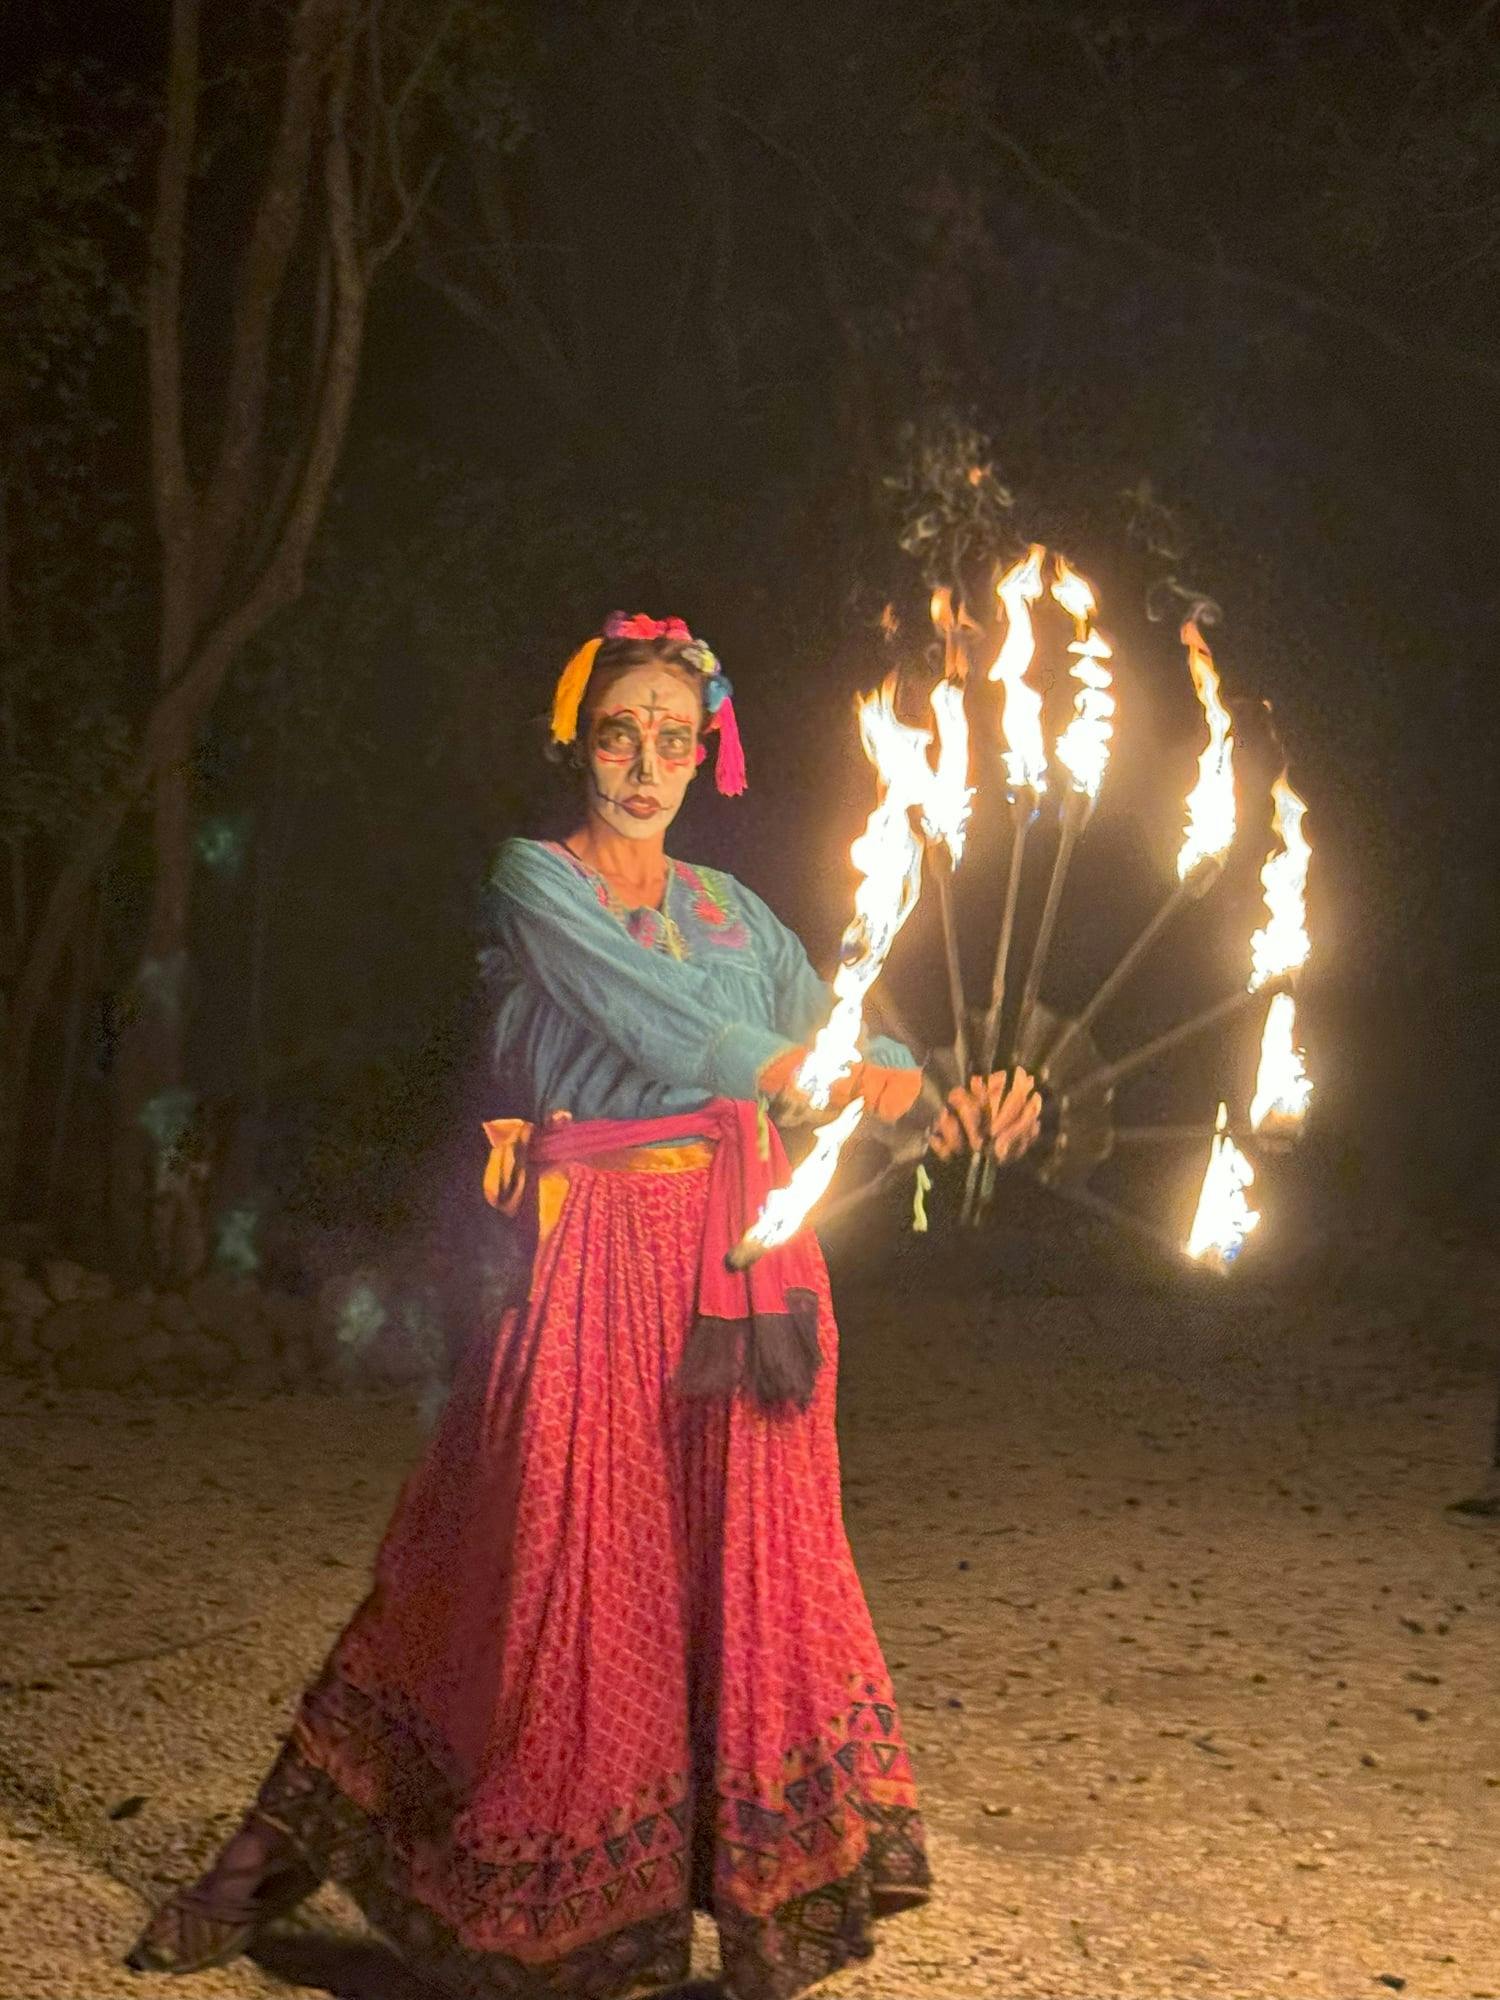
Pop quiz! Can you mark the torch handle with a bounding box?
[1112,1122,1250,1145]
[961,796,1033,1226]
[976,795,1034,1077]
[973,790,1087,1225]
[933,853,971,1081]
[959,1137,985,1228]
[1042,1175,1223,1273]
[1041,856,1223,1078]
[1010,789,1088,1072]
[730,1124,937,1267]
[1064,976,1291,1104]
[866,988,924,1065]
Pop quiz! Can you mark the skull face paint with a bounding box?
[584,666,702,841]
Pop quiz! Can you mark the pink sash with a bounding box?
[491,1099,824,1411]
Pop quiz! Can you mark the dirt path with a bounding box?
[2,1239,1498,1999]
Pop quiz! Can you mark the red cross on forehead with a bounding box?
[599,685,695,726]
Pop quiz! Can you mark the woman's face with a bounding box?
[583,664,702,841]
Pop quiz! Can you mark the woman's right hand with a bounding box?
[758,1045,816,1127]
[758,1048,922,1128]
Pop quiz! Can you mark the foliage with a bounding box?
[0,65,143,902]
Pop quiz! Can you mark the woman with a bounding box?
[128,613,1041,1998]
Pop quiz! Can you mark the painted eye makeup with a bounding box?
[591,712,696,764]
[593,717,640,753]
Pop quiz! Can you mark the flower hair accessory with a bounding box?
[603,612,691,643]
[550,611,746,795]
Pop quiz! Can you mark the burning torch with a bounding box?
[1041,611,1237,1081]
[728,685,934,1269]
[964,551,1116,1222]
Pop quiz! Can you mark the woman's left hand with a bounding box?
[928,1069,1043,1164]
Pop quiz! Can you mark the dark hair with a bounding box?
[581,637,707,726]
[545,637,707,774]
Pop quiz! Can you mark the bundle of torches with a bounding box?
[733,546,1313,1273]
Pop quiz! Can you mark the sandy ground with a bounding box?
[2,1226,1498,2000]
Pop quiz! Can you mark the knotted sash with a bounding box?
[483,1099,823,1412]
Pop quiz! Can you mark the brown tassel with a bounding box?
[674,1315,745,1399]
[674,1292,821,1413]
[744,1290,821,1411]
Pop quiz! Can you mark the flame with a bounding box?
[988,545,1048,795]
[929,587,960,678]
[739,684,931,1257]
[741,1100,867,1252]
[1176,617,1236,879]
[794,683,927,1110]
[923,677,973,862]
[1051,555,1116,800]
[921,591,975,862]
[1249,989,1313,1133]
[1050,552,1095,626]
[1185,1101,1260,1268]
[1249,773,1311,991]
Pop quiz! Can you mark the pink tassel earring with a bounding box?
[713,696,747,795]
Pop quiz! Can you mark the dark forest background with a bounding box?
[2,0,1496,1295]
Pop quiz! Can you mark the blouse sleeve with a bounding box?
[484,841,796,1101]
[733,878,917,1070]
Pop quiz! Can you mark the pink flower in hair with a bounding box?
[603,611,693,643]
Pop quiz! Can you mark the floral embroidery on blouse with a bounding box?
[543,843,749,960]
[673,861,751,951]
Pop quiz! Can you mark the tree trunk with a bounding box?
[42,885,93,1232]
[0,0,438,1232]
[104,0,347,1262]
[109,713,194,1266]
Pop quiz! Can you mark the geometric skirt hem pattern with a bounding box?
[255,1723,929,1999]
[244,1152,931,1999]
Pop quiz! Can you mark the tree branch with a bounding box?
[4,29,374,1112]
[384,0,463,168]
[718,98,905,275]
[192,0,346,618]
[147,0,200,564]
[417,134,584,403]
[981,117,1500,389]
[368,150,442,275]
[419,244,585,406]
[241,242,333,584]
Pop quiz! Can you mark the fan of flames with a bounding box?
[741,555,1313,1269]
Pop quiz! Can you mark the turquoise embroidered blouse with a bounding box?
[482,837,916,1124]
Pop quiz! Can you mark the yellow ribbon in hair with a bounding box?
[550,637,602,745]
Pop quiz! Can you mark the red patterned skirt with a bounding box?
[253,1144,929,1998]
